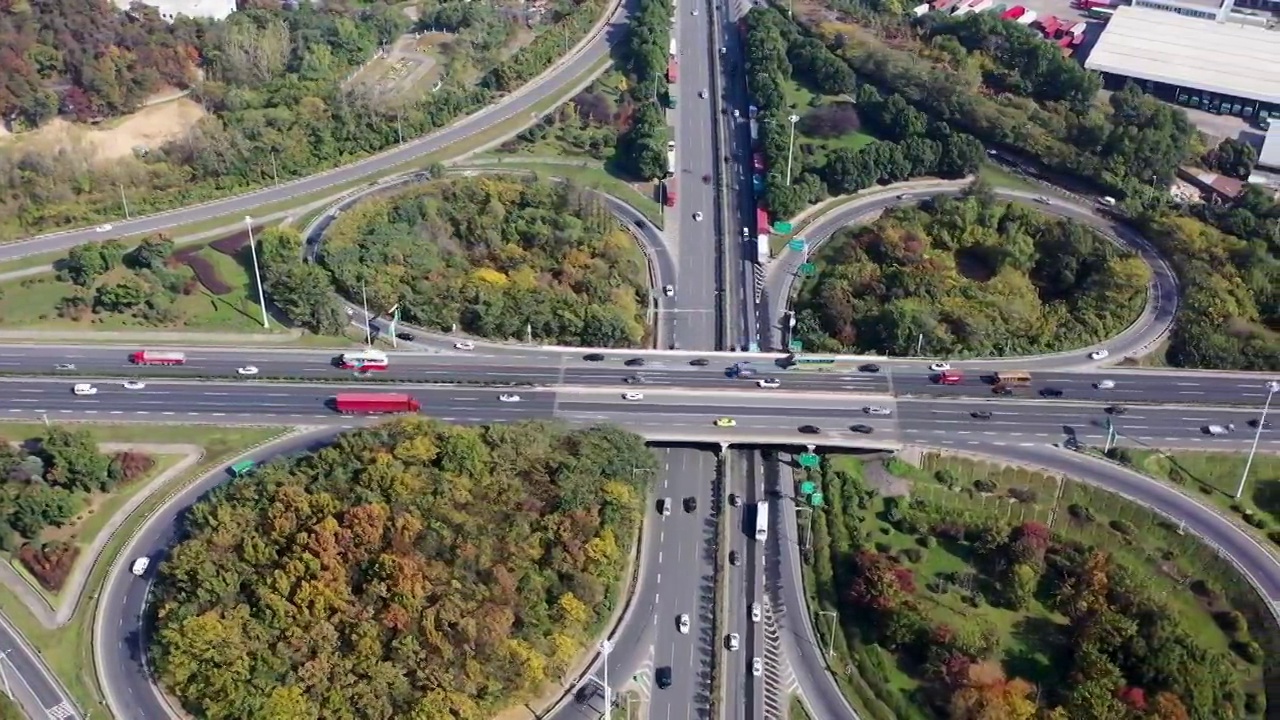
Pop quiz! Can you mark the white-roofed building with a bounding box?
[1259,125,1280,171]
[113,0,238,21]
[1083,6,1280,123]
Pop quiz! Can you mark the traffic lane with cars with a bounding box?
[896,399,1277,449]
[887,368,1279,406]
[0,382,561,419]
[648,449,719,720]
[97,428,340,720]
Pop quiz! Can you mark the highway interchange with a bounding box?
[0,0,1277,717]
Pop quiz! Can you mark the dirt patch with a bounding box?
[209,227,255,256]
[0,98,207,163]
[174,248,233,295]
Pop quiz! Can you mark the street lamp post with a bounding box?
[599,638,613,719]
[796,506,813,549]
[785,114,800,186]
[1235,380,1280,500]
[244,217,270,329]
[817,610,838,657]
[118,183,131,220]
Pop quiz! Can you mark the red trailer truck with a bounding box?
[664,179,677,207]
[332,393,421,414]
[130,350,186,366]
[999,4,1025,18]
[667,59,678,84]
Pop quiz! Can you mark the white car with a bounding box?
[454,340,475,351]
[1095,379,1116,390]
[678,614,690,634]
[929,362,951,372]
[757,378,781,389]
[694,212,703,222]
[498,394,521,403]
[663,284,674,297]
[863,406,893,416]
[122,380,146,390]
[623,392,644,401]
[1036,196,1051,204]
[237,366,259,376]
[667,140,676,151]
[727,633,740,651]
[751,658,763,676]
[95,223,113,232]
[742,227,749,238]
[750,603,761,622]
[691,6,697,13]
[699,89,707,99]
[1090,349,1110,360]
[72,384,97,396]
[131,557,149,576]
[732,108,740,118]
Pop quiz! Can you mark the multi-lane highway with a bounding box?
[2,379,1273,452]
[721,451,765,720]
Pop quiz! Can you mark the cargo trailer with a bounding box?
[332,393,422,415]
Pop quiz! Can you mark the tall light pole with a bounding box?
[785,114,800,186]
[244,216,270,329]
[1235,380,1280,500]
[817,610,838,657]
[118,183,131,219]
[599,638,613,719]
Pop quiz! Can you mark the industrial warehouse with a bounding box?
[1084,6,1280,123]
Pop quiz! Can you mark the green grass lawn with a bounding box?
[804,451,1264,717]
[789,694,815,720]
[1122,449,1280,546]
[466,161,664,228]
[0,423,290,717]
[978,163,1039,192]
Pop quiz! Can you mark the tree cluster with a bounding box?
[795,8,1196,197]
[742,8,984,219]
[150,419,655,720]
[795,190,1150,357]
[0,0,203,129]
[0,0,608,239]
[319,176,651,347]
[1201,138,1257,182]
[614,0,672,180]
[256,226,350,336]
[0,428,153,589]
[52,233,212,326]
[1140,208,1279,371]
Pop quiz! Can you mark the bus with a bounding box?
[755,501,769,542]
[339,349,389,371]
[228,460,257,478]
[782,354,864,372]
[993,370,1032,386]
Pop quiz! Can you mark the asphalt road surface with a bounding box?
[721,450,766,720]
[2,380,1274,452]
[672,0,723,351]
[2,346,1275,406]
[0,613,80,720]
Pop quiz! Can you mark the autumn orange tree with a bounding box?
[150,419,656,720]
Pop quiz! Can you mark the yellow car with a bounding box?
[714,417,737,428]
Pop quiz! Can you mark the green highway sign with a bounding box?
[800,262,816,276]
[788,239,805,252]
[749,342,759,353]
[789,340,803,352]
[800,481,816,495]
[810,492,825,507]
[797,452,819,468]
[774,221,794,233]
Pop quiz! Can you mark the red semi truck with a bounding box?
[667,59,678,84]
[332,393,421,414]
[664,179,677,207]
[130,350,186,366]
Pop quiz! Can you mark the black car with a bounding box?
[993,386,1014,396]
[799,425,822,434]
[1039,388,1064,398]
[1106,406,1128,416]
[1249,418,1273,429]
[624,375,645,384]
[395,331,415,342]
[729,493,741,507]
[656,667,673,689]
[971,411,992,420]
[583,353,605,362]
[690,358,710,366]
[859,364,880,373]
[625,358,646,367]
[729,550,740,566]
[850,424,874,434]
[684,496,698,513]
